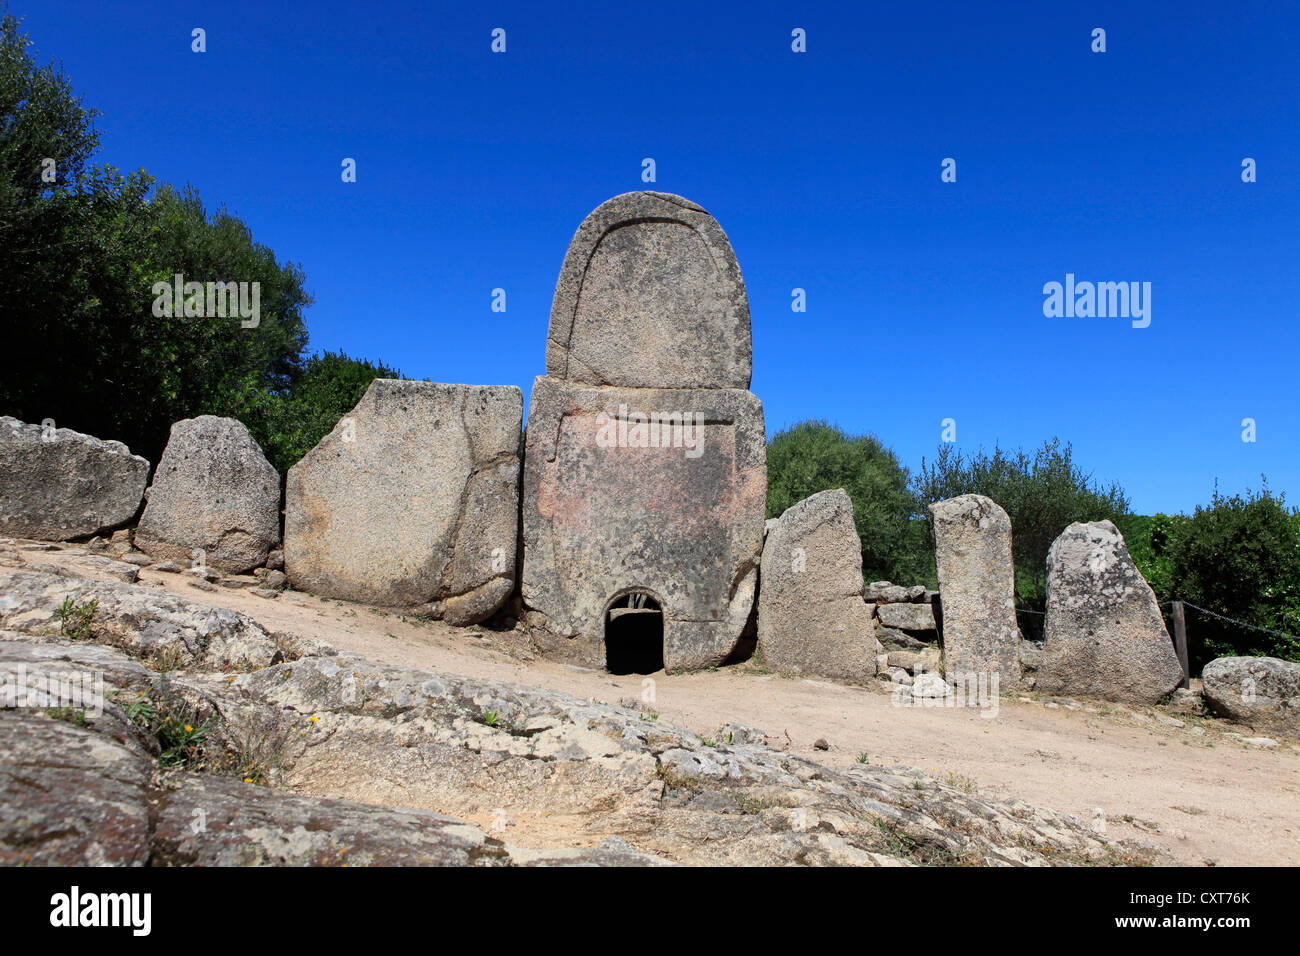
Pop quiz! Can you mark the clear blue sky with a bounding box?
[18,0,1299,515]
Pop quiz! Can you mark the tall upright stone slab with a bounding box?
[285,381,522,623]
[0,417,148,540]
[1038,520,1183,705]
[136,416,280,573]
[928,494,1021,685]
[522,192,766,671]
[545,191,752,390]
[757,489,877,682]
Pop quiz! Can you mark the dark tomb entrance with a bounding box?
[603,592,664,674]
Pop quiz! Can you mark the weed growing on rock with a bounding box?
[57,597,97,639]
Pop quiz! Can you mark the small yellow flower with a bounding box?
[184,724,193,733]
[244,777,253,783]
[310,715,319,724]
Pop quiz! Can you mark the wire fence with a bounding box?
[1013,600,1299,652]
[1013,595,1300,671]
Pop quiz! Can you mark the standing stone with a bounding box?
[756,489,876,682]
[523,379,765,667]
[0,417,148,540]
[136,417,281,574]
[546,191,752,390]
[286,380,522,622]
[522,192,766,670]
[928,494,1021,685]
[1038,520,1183,704]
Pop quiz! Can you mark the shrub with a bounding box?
[914,439,1131,636]
[766,421,931,584]
[1167,482,1300,666]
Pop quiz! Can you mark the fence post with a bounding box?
[1171,600,1190,689]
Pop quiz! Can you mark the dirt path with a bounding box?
[28,550,1300,866]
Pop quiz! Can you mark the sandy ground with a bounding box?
[22,549,1300,866]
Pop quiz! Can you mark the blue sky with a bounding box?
[17,0,1298,515]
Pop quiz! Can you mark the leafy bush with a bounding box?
[1166,483,1300,666]
[1117,512,1184,602]
[766,421,932,584]
[914,439,1131,636]
[223,350,403,475]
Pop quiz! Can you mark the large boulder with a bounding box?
[285,380,522,622]
[928,495,1021,685]
[756,489,876,682]
[1202,656,1300,738]
[1037,520,1183,704]
[135,416,280,573]
[0,417,148,540]
[545,191,752,390]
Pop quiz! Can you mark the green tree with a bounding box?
[0,5,313,469]
[914,439,1131,634]
[1167,483,1300,667]
[227,350,403,476]
[767,421,931,584]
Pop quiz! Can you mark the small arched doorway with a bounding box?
[604,591,664,674]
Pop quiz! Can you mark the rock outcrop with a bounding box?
[1202,656,1300,738]
[1037,520,1183,705]
[0,567,1146,867]
[136,416,281,573]
[0,417,148,540]
[928,495,1021,685]
[285,381,522,623]
[757,489,876,681]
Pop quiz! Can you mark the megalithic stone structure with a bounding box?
[522,192,767,672]
[928,494,1022,686]
[285,380,523,624]
[1037,519,1183,705]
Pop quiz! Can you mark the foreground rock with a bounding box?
[0,417,148,540]
[1037,521,1183,705]
[757,489,876,681]
[1202,656,1300,738]
[0,569,293,670]
[136,416,281,573]
[285,381,522,623]
[0,568,1153,867]
[928,495,1021,686]
[151,774,511,866]
[0,710,153,866]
